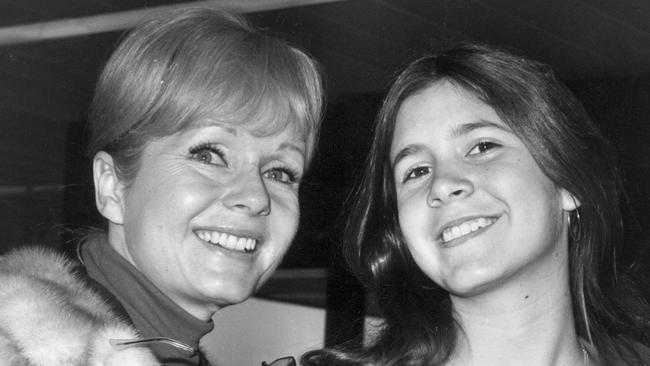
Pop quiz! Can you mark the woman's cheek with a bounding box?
[174,178,220,212]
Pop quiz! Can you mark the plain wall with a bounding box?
[203,297,326,365]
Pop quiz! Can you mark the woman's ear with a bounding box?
[560,188,581,211]
[93,151,126,225]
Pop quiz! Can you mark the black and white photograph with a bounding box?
[0,1,648,365]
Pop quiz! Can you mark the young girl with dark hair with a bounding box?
[302,43,649,366]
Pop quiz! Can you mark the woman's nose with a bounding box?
[426,164,474,208]
[222,169,271,216]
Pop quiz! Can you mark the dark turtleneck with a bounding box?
[80,234,214,365]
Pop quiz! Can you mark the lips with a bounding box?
[439,216,497,244]
[195,229,258,253]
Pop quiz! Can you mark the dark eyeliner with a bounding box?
[270,166,301,184]
[189,141,219,154]
[467,140,501,156]
[402,166,426,184]
[188,142,226,165]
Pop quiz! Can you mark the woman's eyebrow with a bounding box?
[191,120,238,136]
[278,141,305,157]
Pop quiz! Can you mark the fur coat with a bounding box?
[0,246,159,366]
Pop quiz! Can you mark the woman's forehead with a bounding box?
[189,115,307,137]
[196,89,310,131]
[184,117,310,150]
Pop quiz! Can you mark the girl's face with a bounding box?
[389,81,576,297]
[108,120,306,319]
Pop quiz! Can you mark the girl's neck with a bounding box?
[448,260,586,366]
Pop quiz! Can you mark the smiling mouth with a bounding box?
[441,217,497,243]
[195,230,258,253]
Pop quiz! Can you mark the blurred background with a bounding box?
[0,0,649,363]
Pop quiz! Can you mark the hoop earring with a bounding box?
[568,207,582,243]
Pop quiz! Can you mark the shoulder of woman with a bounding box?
[0,245,159,366]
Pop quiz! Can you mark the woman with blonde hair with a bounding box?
[0,8,322,365]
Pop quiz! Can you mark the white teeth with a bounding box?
[236,238,246,251]
[195,230,258,253]
[226,235,237,248]
[442,217,496,243]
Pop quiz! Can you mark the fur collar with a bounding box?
[0,246,159,365]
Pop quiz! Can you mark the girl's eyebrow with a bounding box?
[392,144,425,170]
[391,119,511,169]
[451,119,511,137]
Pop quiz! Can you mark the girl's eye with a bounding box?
[189,144,226,166]
[263,167,299,185]
[403,166,431,183]
[467,141,501,156]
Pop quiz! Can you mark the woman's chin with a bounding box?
[201,281,258,309]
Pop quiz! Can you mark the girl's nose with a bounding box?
[426,164,474,208]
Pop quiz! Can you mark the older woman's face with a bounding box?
[111,121,306,319]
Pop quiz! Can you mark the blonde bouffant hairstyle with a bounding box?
[88,7,324,184]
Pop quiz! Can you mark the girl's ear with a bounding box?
[93,151,126,225]
[560,188,581,211]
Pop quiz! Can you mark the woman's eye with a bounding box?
[403,166,431,183]
[467,141,500,156]
[263,167,299,185]
[189,144,226,166]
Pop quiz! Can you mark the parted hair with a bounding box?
[88,7,323,183]
[302,43,649,366]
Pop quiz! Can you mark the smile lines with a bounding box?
[195,230,257,253]
[441,217,496,243]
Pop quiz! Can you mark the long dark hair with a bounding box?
[302,43,649,365]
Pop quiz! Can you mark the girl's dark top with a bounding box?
[80,235,214,366]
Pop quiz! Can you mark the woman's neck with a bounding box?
[448,258,586,366]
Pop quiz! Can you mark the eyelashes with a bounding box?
[188,142,301,185]
[466,141,501,156]
[189,142,226,166]
[397,140,503,184]
[403,165,431,183]
[264,166,300,184]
